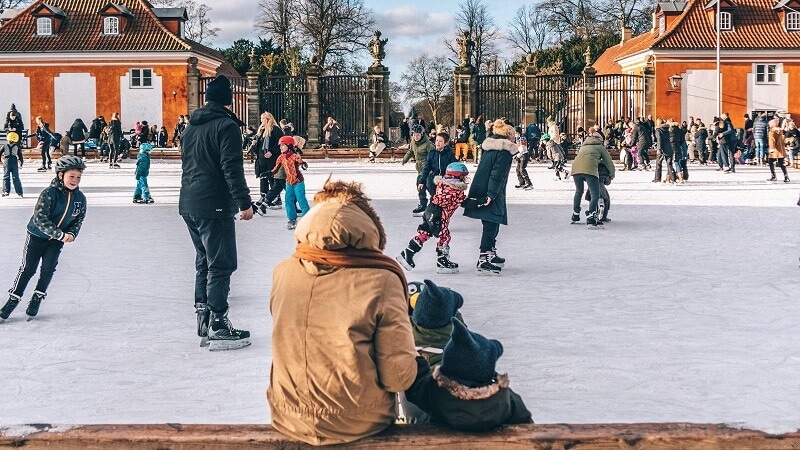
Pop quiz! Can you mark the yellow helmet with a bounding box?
[6,132,19,143]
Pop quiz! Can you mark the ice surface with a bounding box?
[0,158,798,433]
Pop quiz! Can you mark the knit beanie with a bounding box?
[411,279,463,329]
[205,75,233,105]
[440,318,503,386]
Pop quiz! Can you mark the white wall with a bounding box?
[54,73,96,134]
[748,64,787,113]
[119,70,162,132]
[0,73,31,130]
[682,69,718,124]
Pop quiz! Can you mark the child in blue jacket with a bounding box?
[134,142,153,204]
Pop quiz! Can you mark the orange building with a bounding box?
[0,0,236,139]
[594,0,800,127]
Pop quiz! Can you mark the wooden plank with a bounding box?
[2,423,799,450]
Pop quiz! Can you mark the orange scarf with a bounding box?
[292,243,408,298]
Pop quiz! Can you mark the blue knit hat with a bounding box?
[411,279,463,329]
[205,75,233,105]
[440,318,503,386]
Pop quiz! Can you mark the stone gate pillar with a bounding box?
[306,59,322,147]
[523,54,537,126]
[187,57,201,115]
[367,64,390,131]
[453,66,476,127]
[643,59,656,120]
[582,48,597,131]
[245,50,261,129]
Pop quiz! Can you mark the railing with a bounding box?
[475,75,525,126]
[259,76,309,137]
[529,74,583,136]
[595,74,645,127]
[199,76,248,126]
[319,75,370,147]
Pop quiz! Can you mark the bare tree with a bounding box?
[255,0,297,72]
[297,0,374,72]
[0,0,31,10]
[444,0,500,74]
[151,0,220,44]
[537,0,656,42]
[400,55,452,126]
[506,4,551,57]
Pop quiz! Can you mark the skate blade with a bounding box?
[396,256,414,271]
[436,267,459,274]
[208,338,251,352]
[476,269,501,276]
[411,212,424,217]
[26,315,35,322]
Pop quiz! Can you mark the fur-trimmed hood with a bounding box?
[481,135,518,155]
[294,180,387,252]
[432,365,509,401]
[433,175,468,191]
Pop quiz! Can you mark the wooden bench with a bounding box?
[1,423,798,449]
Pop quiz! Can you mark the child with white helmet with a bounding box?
[398,161,469,274]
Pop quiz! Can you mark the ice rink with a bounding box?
[1,157,798,433]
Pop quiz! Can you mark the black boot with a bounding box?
[208,308,251,351]
[0,293,21,322]
[587,211,603,229]
[196,302,210,347]
[436,245,459,274]
[489,247,505,267]
[25,291,46,320]
[412,204,426,217]
[571,210,581,224]
[397,238,422,270]
[476,252,502,276]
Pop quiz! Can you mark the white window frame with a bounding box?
[104,16,120,35]
[130,68,153,88]
[787,11,800,30]
[658,16,666,34]
[718,11,732,30]
[36,17,52,36]
[755,64,779,84]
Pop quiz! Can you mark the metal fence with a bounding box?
[319,75,370,147]
[199,76,248,124]
[529,74,583,136]
[475,75,525,126]
[595,74,645,128]
[259,76,309,137]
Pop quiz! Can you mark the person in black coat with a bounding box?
[34,116,53,171]
[418,132,457,198]
[652,119,675,183]
[179,75,254,350]
[68,118,88,156]
[462,120,516,275]
[253,111,282,207]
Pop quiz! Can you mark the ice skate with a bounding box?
[267,200,282,210]
[287,219,297,230]
[144,198,154,204]
[208,308,251,351]
[196,302,210,347]
[587,212,603,229]
[785,176,791,183]
[435,245,459,274]
[0,293,21,322]
[397,238,422,271]
[571,211,581,224]
[768,175,777,182]
[476,252,501,276]
[25,291,46,321]
[523,184,533,190]
[488,248,505,268]
[412,204,425,217]
[133,196,144,203]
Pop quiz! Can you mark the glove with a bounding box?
[18,158,23,167]
[300,162,308,170]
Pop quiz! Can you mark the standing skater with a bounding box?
[272,135,310,230]
[179,75,254,351]
[133,142,154,203]
[513,127,532,190]
[1,156,87,322]
[418,133,457,215]
[570,131,615,228]
[1,131,24,197]
[767,118,790,183]
[252,111,282,213]
[34,116,54,172]
[403,124,433,216]
[398,162,469,274]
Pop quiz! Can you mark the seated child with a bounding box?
[408,279,465,367]
[405,318,533,431]
[398,162,468,274]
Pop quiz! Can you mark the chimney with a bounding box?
[621,26,633,45]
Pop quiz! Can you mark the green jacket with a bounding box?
[570,136,615,179]
[403,135,434,173]
[406,359,533,432]
[411,312,464,367]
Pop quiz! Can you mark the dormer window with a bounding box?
[36,17,52,35]
[104,16,119,34]
[659,16,666,34]
[787,11,800,30]
[719,11,732,30]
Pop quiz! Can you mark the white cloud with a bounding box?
[375,6,453,39]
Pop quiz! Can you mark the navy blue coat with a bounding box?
[418,145,457,190]
[28,178,87,241]
[463,135,515,225]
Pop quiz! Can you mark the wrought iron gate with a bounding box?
[475,75,524,126]
[319,75,369,147]
[199,76,248,124]
[594,74,645,128]
[259,76,309,137]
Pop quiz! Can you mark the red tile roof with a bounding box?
[594,0,800,73]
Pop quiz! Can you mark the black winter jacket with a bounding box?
[179,101,252,218]
[463,135,515,225]
[254,125,282,177]
[27,178,87,241]
[655,125,673,156]
[419,145,457,186]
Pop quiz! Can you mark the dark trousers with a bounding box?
[182,214,238,314]
[259,172,274,197]
[653,153,675,181]
[109,140,120,163]
[516,153,531,185]
[3,155,23,195]
[265,178,287,205]
[10,234,64,297]
[697,145,708,164]
[479,220,500,252]
[40,142,51,168]
[573,173,600,215]
[768,157,788,177]
[638,145,651,165]
[72,142,85,156]
[417,179,428,207]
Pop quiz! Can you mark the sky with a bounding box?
[205,0,530,78]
